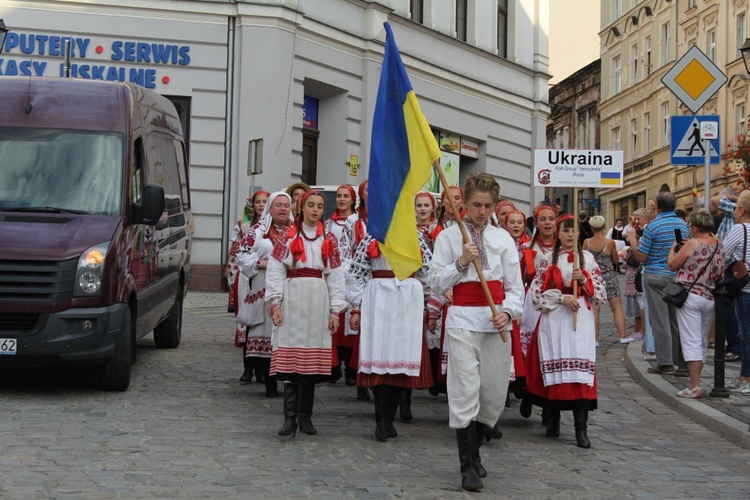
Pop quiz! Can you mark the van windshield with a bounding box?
[0,127,123,215]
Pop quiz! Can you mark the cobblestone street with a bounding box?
[1,292,749,499]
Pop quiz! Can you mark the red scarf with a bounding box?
[288,221,334,265]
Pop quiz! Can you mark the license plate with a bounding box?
[0,338,17,355]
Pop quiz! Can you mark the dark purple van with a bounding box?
[0,77,191,390]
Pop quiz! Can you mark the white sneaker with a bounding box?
[727,377,742,390]
[620,336,635,344]
[643,353,657,361]
[738,381,750,395]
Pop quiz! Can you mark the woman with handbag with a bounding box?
[666,209,724,398]
[722,192,750,394]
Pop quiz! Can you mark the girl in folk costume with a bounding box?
[430,173,524,491]
[285,182,311,222]
[517,204,557,418]
[265,191,346,437]
[227,191,269,313]
[504,209,531,394]
[524,214,606,449]
[327,184,368,400]
[493,199,516,229]
[235,192,293,396]
[416,192,445,394]
[346,231,434,441]
[228,191,270,385]
[430,186,465,241]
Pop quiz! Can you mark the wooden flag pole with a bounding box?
[572,188,579,331]
[433,159,507,343]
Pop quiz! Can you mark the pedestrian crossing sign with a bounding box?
[670,115,720,165]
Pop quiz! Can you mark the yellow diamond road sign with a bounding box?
[662,45,727,114]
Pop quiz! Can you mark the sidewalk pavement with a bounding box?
[184,288,750,450]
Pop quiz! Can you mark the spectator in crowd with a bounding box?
[674,209,688,223]
[722,192,750,394]
[627,192,688,374]
[710,187,743,360]
[583,216,632,344]
[578,211,594,248]
[667,209,723,398]
[621,209,646,343]
[606,218,625,241]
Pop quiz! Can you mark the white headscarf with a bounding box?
[258,191,293,235]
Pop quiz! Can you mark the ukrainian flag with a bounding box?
[600,171,621,185]
[368,22,441,280]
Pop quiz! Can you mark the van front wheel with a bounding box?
[100,306,132,391]
[154,289,182,349]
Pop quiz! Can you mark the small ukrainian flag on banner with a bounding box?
[600,172,621,185]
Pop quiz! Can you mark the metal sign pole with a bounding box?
[704,138,711,210]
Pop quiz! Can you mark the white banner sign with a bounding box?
[533,149,624,188]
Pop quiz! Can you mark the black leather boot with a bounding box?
[455,422,483,491]
[357,386,371,400]
[399,388,413,423]
[239,355,253,384]
[297,379,318,435]
[545,408,560,438]
[278,383,298,437]
[519,398,532,418]
[372,386,388,441]
[573,409,591,449]
[345,365,357,386]
[474,422,488,478]
[384,385,399,438]
[264,375,279,397]
[486,420,502,442]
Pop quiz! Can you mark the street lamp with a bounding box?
[0,19,9,56]
[741,38,750,75]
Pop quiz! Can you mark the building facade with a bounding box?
[0,0,550,290]
[598,0,749,225]
[546,59,601,216]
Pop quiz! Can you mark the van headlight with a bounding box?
[74,242,109,297]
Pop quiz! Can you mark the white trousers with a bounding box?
[675,292,714,362]
[446,327,511,429]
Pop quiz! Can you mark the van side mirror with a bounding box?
[134,184,165,225]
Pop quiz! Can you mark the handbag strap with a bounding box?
[684,243,720,293]
[742,224,747,265]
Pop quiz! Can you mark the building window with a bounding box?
[737,13,746,59]
[645,36,652,76]
[707,29,716,61]
[737,103,747,137]
[661,102,670,147]
[688,0,697,9]
[631,44,638,83]
[644,112,651,154]
[613,55,622,94]
[497,0,508,58]
[613,0,622,20]
[563,126,570,148]
[410,0,424,24]
[612,127,621,151]
[630,118,638,160]
[578,112,587,149]
[456,0,468,42]
[662,23,671,66]
[555,129,563,149]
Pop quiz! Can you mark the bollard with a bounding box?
[710,281,730,398]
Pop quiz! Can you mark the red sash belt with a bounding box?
[371,270,415,279]
[288,268,323,279]
[452,280,504,307]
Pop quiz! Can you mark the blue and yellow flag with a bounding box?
[368,22,441,280]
